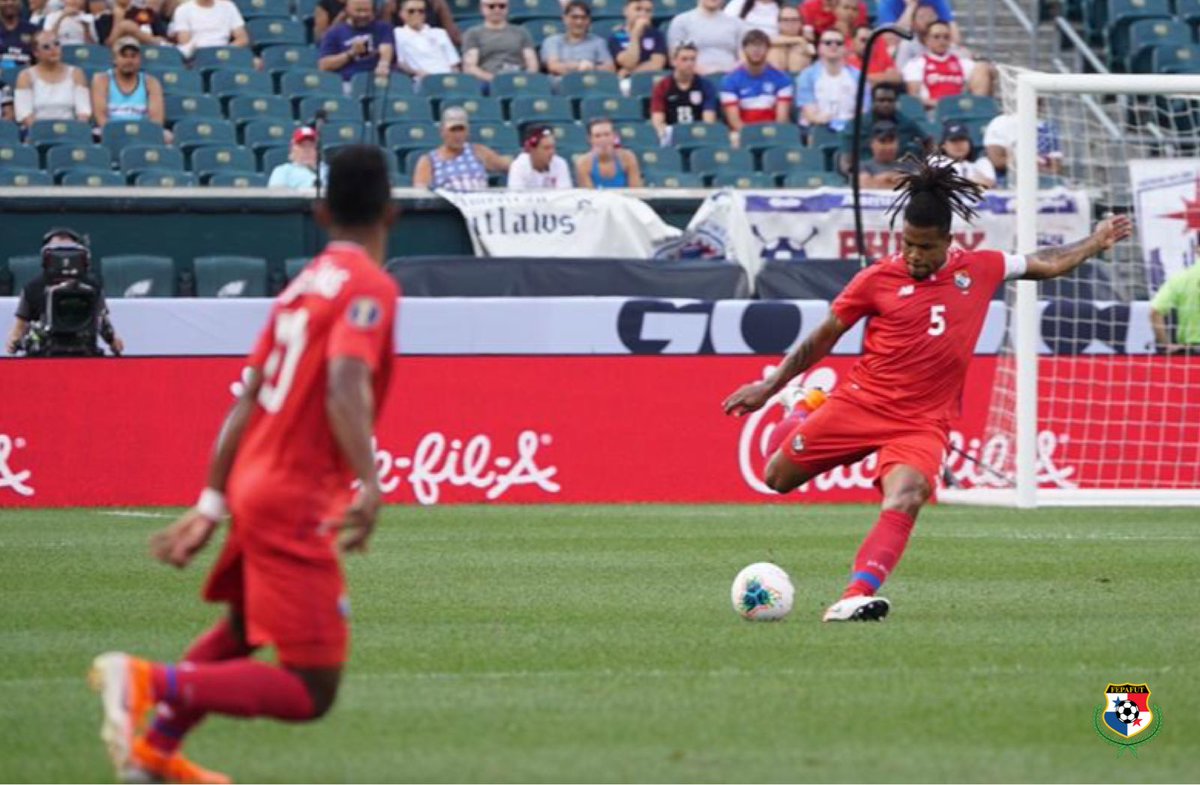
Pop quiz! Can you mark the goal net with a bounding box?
[942,67,1200,507]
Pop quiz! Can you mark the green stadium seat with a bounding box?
[284,256,309,281]
[542,121,587,152]
[46,144,112,178]
[760,145,824,176]
[155,68,204,96]
[193,46,256,76]
[350,71,414,100]
[628,70,669,98]
[782,170,845,188]
[101,121,169,158]
[520,18,563,46]
[191,145,258,181]
[0,143,39,170]
[934,94,999,123]
[510,0,561,20]
[738,123,802,153]
[470,121,519,151]
[559,71,622,100]
[262,45,320,80]
[417,72,485,97]
[687,146,754,179]
[61,43,110,73]
[140,45,186,71]
[259,145,291,173]
[194,255,269,297]
[228,95,294,128]
[59,169,125,186]
[97,255,177,297]
[376,95,437,125]
[120,145,186,178]
[1122,17,1189,71]
[509,96,574,126]
[643,170,703,188]
[135,170,198,187]
[384,122,439,154]
[401,148,431,175]
[207,171,269,187]
[27,120,92,154]
[579,95,643,123]
[1151,43,1200,73]
[279,69,343,100]
[0,168,50,186]
[896,92,925,119]
[613,122,659,150]
[587,0,621,17]
[447,96,504,123]
[207,68,274,102]
[246,18,306,51]
[319,121,372,147]
[670,122,729,152]
[297,94,363,122]
[0,121,18,144]
[651,0,685,23]
[635,146,683,173]
[711,171,776,189]
[237,0,291,18]
[241,119,297,153]
[8,256,42,292]
[490,72,554,106]
[165,94,224,127]
[174,118,238,155]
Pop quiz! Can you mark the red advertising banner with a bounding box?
[0,356,1196,507]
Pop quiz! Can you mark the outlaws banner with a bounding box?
[685,188,1091,282]
[1,355,1195,507]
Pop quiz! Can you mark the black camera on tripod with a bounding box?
[9,228,119,358]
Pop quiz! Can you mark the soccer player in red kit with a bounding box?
[723,158,1132,622]
[88,145,401,783]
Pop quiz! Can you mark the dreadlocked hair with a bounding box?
[886,154,985,233]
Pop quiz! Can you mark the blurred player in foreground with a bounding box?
[723,157,1131,622]
[89,144,401,783]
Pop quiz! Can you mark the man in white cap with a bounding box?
[268,126,328,189]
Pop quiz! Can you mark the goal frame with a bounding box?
[942,72,1200,508]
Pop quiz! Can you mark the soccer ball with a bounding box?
[1116,700,1140,724]
[731,562,794,621]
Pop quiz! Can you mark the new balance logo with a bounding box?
[898,285,915,297]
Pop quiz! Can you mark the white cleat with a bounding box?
[822,595,891,622]
[88,652,148,778]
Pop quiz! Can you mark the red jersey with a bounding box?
[230,242,399,516]
[830,248,1023,424]
[800,0,867,37]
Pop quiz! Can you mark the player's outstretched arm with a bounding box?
[326,357,382,553]
[151,370,264,568]
[722,311,849,417]
[1021,215,1133,280]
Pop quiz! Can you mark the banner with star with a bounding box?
[1129,159,1200,292]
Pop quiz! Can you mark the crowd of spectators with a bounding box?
[0,0,1018,190]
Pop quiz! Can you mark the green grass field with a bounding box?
[1,505,1196,783]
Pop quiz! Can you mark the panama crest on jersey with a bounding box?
[954,271,972,292]
[1102,684,1154,738]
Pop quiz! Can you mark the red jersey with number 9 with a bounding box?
[229,242,399,517]
[830,247,1024,425]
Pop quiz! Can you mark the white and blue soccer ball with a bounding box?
[731,562,794,621]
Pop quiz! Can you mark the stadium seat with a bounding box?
[934,94,999,123]
[470,121,519,152]
[97,255,177,297]
[401,148,431,175]
[191,145,258,181]
[0,121,18,144]
[194,256,269,297]
[652,0,685,23]
[782,170,845,188]
[490,72,554,107]
[1122,17,1189,72]
[579,95,643,123]
[587,0,621,16]
[376,95,437,125]
[447,96,504,123]
[46,144,112,178]
[896,92,925,119]
[134,170,198,187]
[349,71,414,101]
[806,124,842,168]
[228,95,294,128]
[1103,0,1172,47]
[165,94,224,127]
[628,70,669,98]
[284,256,308,280]
[417,72,485,97]
[259,144,290,173]
[510,96,574,126]
[279,69,345,100]
[543,121,588,152]
[510,0,561,20]
[101,121,167,157]
[670,122,729,151]
[1151,43,1200,73]
[246,18,306,51]
[613,122,659,151]
[237,0,291,18]
[0,143,39,170]
[7,256,42,292]
[384,122,439,154]
[760,145,824,177]
[241,118,297,154]
[711,172,776,189]
[643,170,703,188]
[262,45,320,81]
[319,121,372,148]
[738,123,802,153]
[193,46,256,75]
[520,18,564,46]
[59,169,124,186]
[635,146,683,173]
[207,171,269,187]
[61,43,109,73]
[174,118,238,156]
[208,68,275,103]
[298,95,363,122]
[27,120,92,154]
[140,45,185,71]
[120,145,186,178]
[687,146,754,180]
[0,168,49,186]
[559,71,622,102]
[155,68,204,96]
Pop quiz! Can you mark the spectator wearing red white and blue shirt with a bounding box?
[720,29,792,145]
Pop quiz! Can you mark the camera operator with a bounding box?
[5,228,125,357]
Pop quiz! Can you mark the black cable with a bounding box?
[850,24,912,268]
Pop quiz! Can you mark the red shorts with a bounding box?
[202,493,348,669]
[780,396,947,493]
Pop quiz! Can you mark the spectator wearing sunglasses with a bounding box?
[13,29,91,127]
[794,27,858,132]
[461,0,538,83]
[902,19,988,111]
[393,0,459,76]
[768,5,812,73]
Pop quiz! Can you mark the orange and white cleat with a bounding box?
[125,736,232,785]
[88,652,157,780]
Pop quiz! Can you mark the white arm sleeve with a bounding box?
[1003,253,1027,280]
[14,87,32,122]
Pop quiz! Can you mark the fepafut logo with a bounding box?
[1094,683,1162,756]
[735,364,1079,493]
[0,433,34,497]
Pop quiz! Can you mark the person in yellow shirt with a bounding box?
[1150,264,1200,354]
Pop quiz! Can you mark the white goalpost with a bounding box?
[942,70,1200,508]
